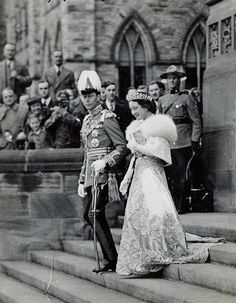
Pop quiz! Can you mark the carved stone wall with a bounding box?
[0,148,123,260]
[4,0,208,87]
[204,0,236,212]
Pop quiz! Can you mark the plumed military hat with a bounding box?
[77,70,101,95]
[160,65,186,79]
[27,97,42,107]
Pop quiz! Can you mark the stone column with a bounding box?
[62,0,96,81]
[203,0,236,211]
[0,0,6,60]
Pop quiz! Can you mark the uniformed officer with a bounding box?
[159,65,202,214]
[77,71,128,272]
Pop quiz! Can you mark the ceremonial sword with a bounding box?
[91,171,101,271]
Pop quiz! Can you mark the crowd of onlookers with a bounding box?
[0,42,201,151]
[0,43,87,150]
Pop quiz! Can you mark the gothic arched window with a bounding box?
[113,15,156,99]
[183,21,206,90]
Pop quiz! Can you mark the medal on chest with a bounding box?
[90,129,100,147]
[90,138,100,147]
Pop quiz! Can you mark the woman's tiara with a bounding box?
[126,91,153,102]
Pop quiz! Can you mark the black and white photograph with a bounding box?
[0,0,235,302]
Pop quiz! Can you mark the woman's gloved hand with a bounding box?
[78,183,87,197]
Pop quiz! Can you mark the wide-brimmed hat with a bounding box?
[160,65,186,79]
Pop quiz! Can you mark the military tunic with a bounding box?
[159,91,201,148]
[79,104,128,263]
[79,104,128,188]
[159,91,202,213]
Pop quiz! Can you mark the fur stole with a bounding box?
[126,114,177,144]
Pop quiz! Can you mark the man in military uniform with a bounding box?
[77,71,128,273]
[159,65,202,214]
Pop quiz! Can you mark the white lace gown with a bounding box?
[116,120,223,276]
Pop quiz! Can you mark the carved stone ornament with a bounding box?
[209,23,219,57]
[222,17,232,53]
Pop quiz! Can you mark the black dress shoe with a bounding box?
[177,209,186,214]
[92,261,116,273]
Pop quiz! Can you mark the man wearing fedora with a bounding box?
[77,71,128,273]
[159,65,202,214]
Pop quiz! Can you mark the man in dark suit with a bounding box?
[0,43,31,99]
[148,80,165,113]
[37,80,55,109]
[42,50,78,100]
[103,81,133,134]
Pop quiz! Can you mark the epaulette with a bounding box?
[102,109,117,119]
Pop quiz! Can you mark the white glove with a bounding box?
[119,178,129,196]
[119,156,135,195]
[78,183,87,197]
[91,159,106,173]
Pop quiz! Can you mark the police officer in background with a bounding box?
[159,65,202,214]
[77,71,128,272]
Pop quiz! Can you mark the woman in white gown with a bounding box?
[116,92,223,276]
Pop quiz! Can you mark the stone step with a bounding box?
[115,213,236,242]
[28,250,236,303]
[209,242,236,266]
[0,261,144,303]
[0,272,64,303]
[63,240,104,260]
[163,263,236,296]
[0,229,63,260]
[62,240,236,296]
[63,239,236,268]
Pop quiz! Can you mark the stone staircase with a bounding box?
[0,213,236,302]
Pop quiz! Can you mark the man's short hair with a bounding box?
[4,42,16,49]
[38,80,49,86]
[2,87,15,96]
[53,50,63,55]
[148,80,165,92]
[127,87,136,93]
[104,81,116,89]
[137,85,147,90]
